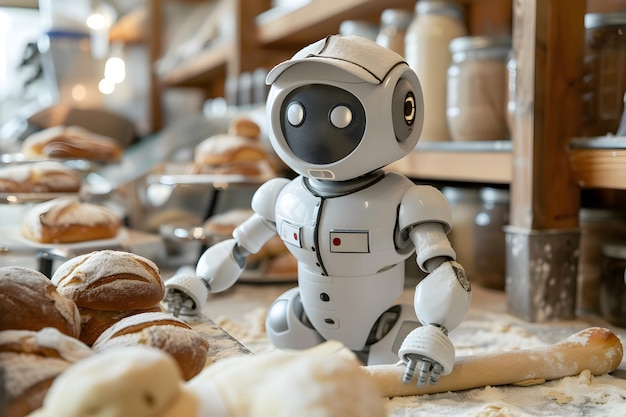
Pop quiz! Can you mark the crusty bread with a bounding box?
[77,305,162,346]
[52,250,164,311]
[92,312,209,380]
[194,134,268,166]
[227,116,261,139]
[21,125,122,163]
[0,266,81,338]
[20,197,121,244]
[0,327,93,417]
[0,161,80,194]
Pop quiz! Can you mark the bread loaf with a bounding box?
[51,250,164,311]
[92,312,209,380]
[20,197,121,244]
[0,161,80,194]
[77,306,162,346]
[0,327,92,417]
[228,116,262,139]
[21,125,122,163]
[0,266,81,338]
[194,134,268,166]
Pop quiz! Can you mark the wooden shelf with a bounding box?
[387,141,512,184]
[160,41,233,87]
[570,137,626,190]
[255,0,414,48]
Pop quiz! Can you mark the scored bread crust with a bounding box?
[77,305,162,346]
[92,312,209,380]
[51,250,164,311]
[0,266,81,338]
[21,125,122,163]
[20,197,121,244]
[0,161,81,194]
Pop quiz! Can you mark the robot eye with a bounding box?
[404,92,416,126]
[329,105,353,129]
[287,102,305,127]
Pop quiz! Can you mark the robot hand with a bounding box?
[398,324,454,386]
[398,260,471,385]
[164,239,246,317]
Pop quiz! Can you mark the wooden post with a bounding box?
[505,0,585,321]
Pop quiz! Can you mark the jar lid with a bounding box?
[380,9,413,29]
[479,187,510,204]
[442,186,481,202]
[416,1,463,20]
[602,242,626,259]
[585,12,626,29]
[449,36,512,54]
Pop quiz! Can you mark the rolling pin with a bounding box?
[364,327,624,397]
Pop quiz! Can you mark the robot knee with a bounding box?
[265,287,324,350]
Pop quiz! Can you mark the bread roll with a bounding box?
[0,327,92,417]
[194,134,268,166]
[77,305,162,346]
[21,125,122,163]
[228,116,261,139]
[0,266,81,338]
[92,312,209,380]
[20,197,121,244]
[52,250,164,311]
[0,161,80,194]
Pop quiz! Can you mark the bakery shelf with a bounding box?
[387,140,512,184]
[570,136,626,190]
[159,41,233,88]
[255,0,414,47]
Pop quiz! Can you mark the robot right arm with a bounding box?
[163,178,291,316]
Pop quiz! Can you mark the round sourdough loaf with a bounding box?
[0,266,81,338]
[0,327,92,417]
[20,197,121,244]
[92,312,209,380]
[51,250,164,311]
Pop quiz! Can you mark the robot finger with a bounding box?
[430,361,444,385]
[417,358,433,387]
[402,355,418,384]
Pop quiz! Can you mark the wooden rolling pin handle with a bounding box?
[364,327,623,398]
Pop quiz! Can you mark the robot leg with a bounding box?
[265,287,325,350]
[366,304,420,365]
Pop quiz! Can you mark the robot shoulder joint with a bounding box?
[251,177,290,222]
[398,185,452,233]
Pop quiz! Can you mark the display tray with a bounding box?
[0,224,128,254]
[148,161,276,187]
[0,191,81,204]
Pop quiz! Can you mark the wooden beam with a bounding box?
[509,0,584,230]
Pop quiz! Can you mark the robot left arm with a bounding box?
[164,178,290,316]
[396,185,472,386]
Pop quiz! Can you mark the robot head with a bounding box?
[265,35,424,181]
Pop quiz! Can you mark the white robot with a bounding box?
[165,35,471,386]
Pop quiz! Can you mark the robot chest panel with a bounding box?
[275,177,408,275]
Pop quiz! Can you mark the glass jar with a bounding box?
[405,1,467,141]
[577,208,626,312]
[339,20,379,41]
[600,242,626,327]
[582,12,626,137]
[447,36,511,141]
[442,186,481,280]
[375,9,413,56]
[473,187,510,290]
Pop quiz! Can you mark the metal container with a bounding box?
[600,242,626,327]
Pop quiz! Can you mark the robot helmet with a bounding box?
[265,35,424,181]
